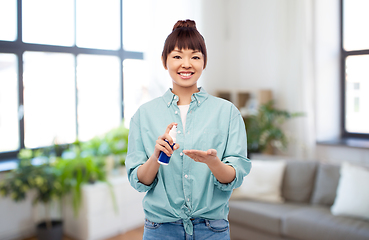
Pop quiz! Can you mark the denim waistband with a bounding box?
[169,218,206,225]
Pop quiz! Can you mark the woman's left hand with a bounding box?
[183,149,236,184]
[183,149,220,166]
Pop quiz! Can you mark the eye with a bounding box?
[192,56,201,60]
[173,55,181,59]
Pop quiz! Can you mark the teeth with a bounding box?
[180,73,192,77]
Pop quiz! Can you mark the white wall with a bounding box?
[314,0,341,141]
[201,0,283,94]
[199,0,228,94]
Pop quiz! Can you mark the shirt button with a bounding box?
[174,96,177,99]
[175,111,178,114]
[198,101,200,104]
[187,198,190,202]
[185,174,188,178]
[178,130,181,134]
[180,152,183,156]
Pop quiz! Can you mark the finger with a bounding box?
[184,150,207,157]
[155,143,172,157]
[183,151,198,159]
[185,153,198,161]
[158,132,173,145]
[183,149,204,154]
[184,152,202,161]
[183,152,194,159]
[165,122,177,134]
[192,155,205,162]
[162,133,174,145]
[207,149,217,156]
[173,143,180,150]
[156,139,173,155]
[182,150,190,154]
[182,150,194,156]
[163,122,177,145]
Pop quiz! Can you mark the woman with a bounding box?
[126,19,251,240]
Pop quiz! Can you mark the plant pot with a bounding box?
[63,176,145,240]
[36,220,63,240]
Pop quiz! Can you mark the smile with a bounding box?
[178,72,194,79]
[179,72,193,76]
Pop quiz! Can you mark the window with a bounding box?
[76,54,121,141]
[0,0,143,161]
[23,52,76,148]
[0,54,19,153]
[341,0,369,138]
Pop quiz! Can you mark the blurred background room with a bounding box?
[0,0,368,240]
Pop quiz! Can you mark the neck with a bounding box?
[172,85,199,105]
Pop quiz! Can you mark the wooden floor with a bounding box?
[23,225,144,240]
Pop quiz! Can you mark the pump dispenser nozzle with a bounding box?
[169,125,177,143]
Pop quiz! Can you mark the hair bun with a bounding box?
[172,19,197,31]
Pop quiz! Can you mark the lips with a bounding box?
[178,72,194,79]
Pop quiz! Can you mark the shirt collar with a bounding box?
[163,87,209,108]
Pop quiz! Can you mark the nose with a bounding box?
[181,57,191,68]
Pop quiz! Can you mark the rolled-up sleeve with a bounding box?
[126,114,157,192]
[213,106,251,191]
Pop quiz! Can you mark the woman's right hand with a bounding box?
[153,122,180,159]
[138,123,180,186]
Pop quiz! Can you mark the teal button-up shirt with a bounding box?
[126,88,251,235]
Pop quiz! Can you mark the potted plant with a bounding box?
[44,121,128,221]
[244,101,303,156]
[0,149,66,240]
[55,146,112,216]
[57,139,120,240]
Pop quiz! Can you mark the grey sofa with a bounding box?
[229,160,369,240]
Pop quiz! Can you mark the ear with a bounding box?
[161,56,168,70]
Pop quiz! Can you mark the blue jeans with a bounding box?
[142,218,230,240]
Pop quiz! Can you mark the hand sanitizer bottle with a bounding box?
[157,125,177,165]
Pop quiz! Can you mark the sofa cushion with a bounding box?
[229,200,307,236]
[331,162,369,220]
[282,161,317,202]
[231,160,286,203]
[282,205,369,240]
[311,163,340,206]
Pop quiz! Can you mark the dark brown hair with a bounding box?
[162,20,207,68]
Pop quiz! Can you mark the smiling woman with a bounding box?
[126,19,251,240]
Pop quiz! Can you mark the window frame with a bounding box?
[340,0,369,139]
[0,0,143,161]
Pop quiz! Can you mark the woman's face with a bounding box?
[164,47,204,90]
